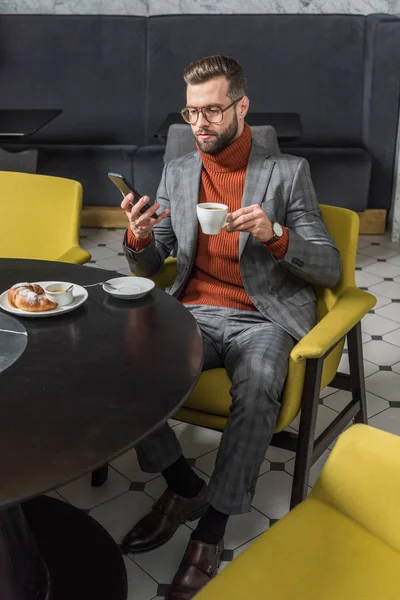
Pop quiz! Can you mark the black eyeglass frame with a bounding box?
[180,96,244,125]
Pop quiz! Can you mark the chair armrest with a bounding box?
[311,424,400,552]
[291,287,376,362]
[57,246,91,264]
[147,256,177,290]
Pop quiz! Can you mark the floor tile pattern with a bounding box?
[52,230,400,599]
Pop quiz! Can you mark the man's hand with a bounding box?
[226,204,274,243]
[121,193,170,240]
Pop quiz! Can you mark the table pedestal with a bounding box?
[0,496,127,600]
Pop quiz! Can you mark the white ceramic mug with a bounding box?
[44,282,74,307]
[196,203,230,235]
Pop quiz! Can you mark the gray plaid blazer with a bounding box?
[124,141,341,340]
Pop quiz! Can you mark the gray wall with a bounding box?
[1,0,400,15]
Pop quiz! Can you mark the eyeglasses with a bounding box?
[180,96,244,125]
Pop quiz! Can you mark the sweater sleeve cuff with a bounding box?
[126,228,152,252]
[265,226,289,259]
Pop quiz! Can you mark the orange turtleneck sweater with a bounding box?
[127,123,288,310]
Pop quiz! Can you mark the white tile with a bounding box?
[252,470,292,520]
[83,262,104,269]
[363,262,400,279]
[361,313,400,335]
[173,423,222,460]
[96,256,129,271]
[363,340,400,366]
[368,281,400,300]
[365,371,400,403]
[395,276,400,284]
[87,230,124,244]
[90,491,154,543]
[265,445,295,463]
[57,467,130,510]
[358,235,387,244]
[357,246,399,260]
[80,238,97,251]
[387,255,400,267]
[133,524,192,584]
[355,254,377,269]
[380,238,400,251]
[84,246,119,260]
[337,353,379,377]
[376,303,400,323]
[355,270,383,288]
[383,328,400,348]
[290,404,341,438]
[168,419,181,427]
[220,509,269,551]
[111,447,159,483]
[285,449,330,487]
[369,408,400,436]
[320,385,337,399]
[125,557,158,600]
[323,390,389,418]
[371,295,393,311]
[106,240,126,253]
[357,237,371,248]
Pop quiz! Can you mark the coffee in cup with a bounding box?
[196,203,230,235]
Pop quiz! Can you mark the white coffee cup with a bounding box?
[196,203,230,235]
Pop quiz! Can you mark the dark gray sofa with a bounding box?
[1,13,399,213]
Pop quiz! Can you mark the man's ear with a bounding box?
[239,96,250,118]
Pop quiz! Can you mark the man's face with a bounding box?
[186,76,244,155]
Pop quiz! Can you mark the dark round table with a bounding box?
[0,259,203,600]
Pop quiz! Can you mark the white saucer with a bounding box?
[0,281,88,318]
[102,277,155,300]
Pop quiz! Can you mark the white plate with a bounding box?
[0,281,88,318]
[102,276,155,299]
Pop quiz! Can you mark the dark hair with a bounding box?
[183,55,247,99]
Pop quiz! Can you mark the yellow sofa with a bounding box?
[196,424,400,600]
[0,171,90,264]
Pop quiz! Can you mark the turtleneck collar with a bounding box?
[197,123,252,173]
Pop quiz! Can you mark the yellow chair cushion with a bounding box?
[0,171,90,264]
[196,497,400,600]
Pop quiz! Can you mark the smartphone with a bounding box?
[108,172,160,218]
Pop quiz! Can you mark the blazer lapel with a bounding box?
[181,152,202,261]
[239,143,275,258]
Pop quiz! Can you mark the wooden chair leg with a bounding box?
[290,357,323,510]
[347,322,368,424]
[91,464,109,487]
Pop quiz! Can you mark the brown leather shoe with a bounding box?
[122,483,208,553]
[166,539,224,599]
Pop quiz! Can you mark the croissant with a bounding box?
[8,283,57,312]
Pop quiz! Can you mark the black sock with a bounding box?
[162,455,204,499]
[191,506,229,545]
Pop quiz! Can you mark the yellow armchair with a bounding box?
[0,171,90,264]
[195,425,400,600]
[148,205,376,507]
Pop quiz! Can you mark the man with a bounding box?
[122,55,341,599]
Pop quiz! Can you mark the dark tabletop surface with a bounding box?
[0,109,62,137]
[0,259,203,509]
[155,112,303,141]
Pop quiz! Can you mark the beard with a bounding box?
[194,111,239,155]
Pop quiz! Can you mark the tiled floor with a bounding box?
[54,228,400,599]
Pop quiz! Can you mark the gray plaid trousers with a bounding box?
[135,305,295,515]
